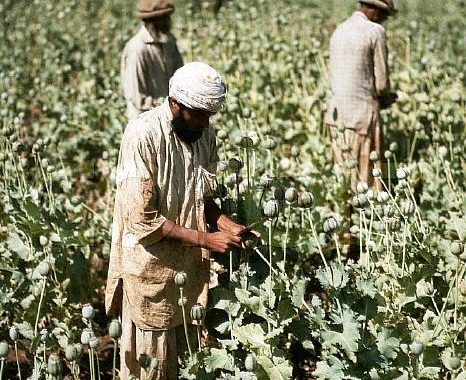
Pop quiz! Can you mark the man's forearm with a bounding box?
[162,219,207,247]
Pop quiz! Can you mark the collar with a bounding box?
[353,11,369,21]
[139,25,170,44]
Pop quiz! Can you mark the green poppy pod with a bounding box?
[109,319,122,339]
[0,342,10,358]
[245,353,257,371]
[38,262,50,277]
[401,200,415,216]
[451,240,464,256]
[190,303,206,321]
[448,356,461,370]
[65,345,78,362]
[263,199,280,218]
[47,353,62,376]
[323,216,340,233]
[174,272,188,287]
[409,341,423,356]
[284,187,298,203]
[177,297,187,307]
[81,304,95,320]
[9,326,18,342]
[297,191,314,208]
[228,157,243,172]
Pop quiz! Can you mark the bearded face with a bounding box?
[171,111,205,144]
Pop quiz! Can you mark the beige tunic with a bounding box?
[105,99,217,330]
[121,26,183,119]
[324,11,391,134]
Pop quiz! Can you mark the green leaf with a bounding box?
[418,367,441,379]
[256,355,293,380]
[356,277,377,298]
[7,232,31,259]
[234,323,268,350]
[204,348,235,372]
[313,356,344,380]
[377,329,400,360]
[316,263,348,290]
[291,278,308,308]
[321,308,360,363]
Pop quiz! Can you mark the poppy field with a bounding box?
[0,0,464,379]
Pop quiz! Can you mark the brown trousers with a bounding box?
[327,123,383,191]
[120,291,197,380]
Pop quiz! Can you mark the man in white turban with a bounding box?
[106,62,251,380]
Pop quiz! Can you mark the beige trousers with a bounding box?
[327,123,383,191]
[120,291,197,380]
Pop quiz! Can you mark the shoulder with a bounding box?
[365,20,386,39]
[124,31,149,57]
[122,107,165,150]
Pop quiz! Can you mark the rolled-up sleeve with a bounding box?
[116,126,166,247]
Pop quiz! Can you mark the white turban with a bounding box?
[169,62,227,113]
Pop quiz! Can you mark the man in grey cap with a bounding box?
[121,0,183,119]
[325,0,398,191]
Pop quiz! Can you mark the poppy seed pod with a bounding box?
[389,142,398,152]
[80,328,94,346]
[9,326,18,342]
[323,216,341,233]
[352,194,368,209]
[89,337,100,349]
[190,303,206,321]
[81,304,95,320]
[297,191,314,208]
[387,217,401,231]
[38,262,50,277]
[65,345,78,362]
[372,168,382,178]
[228,157,243,172]
[217,129,228,141]
[263,137,277,150]
[263,199,280,218]
[259,174,274,189]
[401,200,415,216]
[451,241,464,256]
[356,181,368,194]
[174,271,187,287]
[240,136,254,149]
[284,187,298,203]
[448,356,461,370]
[245,353,258,371]
[40,328,49,343]
[377,191,390,204]
[409,341,423,356]
[369,151,379,162]
[109,319,122,339]
[177,296,187,307]
[0,342,10,358]
[396,168,408,180]
[47,353,62,376]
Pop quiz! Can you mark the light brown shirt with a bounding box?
[121,26,183,119]
[105,99,217,330]
[325,11,391,134]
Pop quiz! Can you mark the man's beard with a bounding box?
[172,114,204,144]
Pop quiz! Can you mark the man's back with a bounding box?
[325,11,389,131]
[121,26,183,119]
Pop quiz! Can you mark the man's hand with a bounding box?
[201,231,242,253]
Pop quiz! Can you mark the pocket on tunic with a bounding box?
[195,166,217,199]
